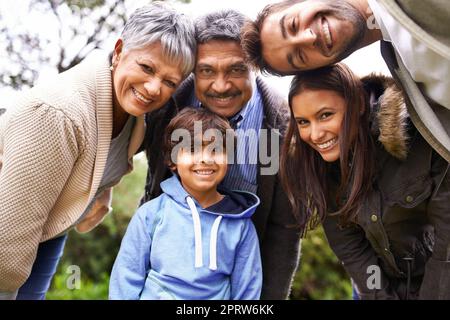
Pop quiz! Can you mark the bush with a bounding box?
[46,264,109,300]
[289,227,352,300]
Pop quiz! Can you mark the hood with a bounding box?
[160,174,260,271]
[160,174,260,218]
[362,74,410,160]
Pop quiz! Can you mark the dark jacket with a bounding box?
[142,75,302,299]
[322,75,450,300]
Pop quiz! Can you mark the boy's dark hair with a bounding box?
[163,107,234,169]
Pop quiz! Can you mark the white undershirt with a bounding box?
[369,0,450,110]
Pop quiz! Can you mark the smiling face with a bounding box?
[260,0,366,73]
[111,40,183,117]
[292,88,346,162]
[194,40,253,118]
[175,142,228,197]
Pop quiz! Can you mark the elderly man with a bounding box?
[242,0,450,165]
[142,9,302,300]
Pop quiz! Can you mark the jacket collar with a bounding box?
[362,73,410,160]
[256,76,290,135]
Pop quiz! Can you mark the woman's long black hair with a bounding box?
[280,63,376,235]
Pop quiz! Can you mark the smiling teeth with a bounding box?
[322,19,332,48]
[214,97,233,102]
[195,170,214,175]
[317,138,337,149]
[132,88,152,104]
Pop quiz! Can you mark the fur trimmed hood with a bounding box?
[362,74,410,160]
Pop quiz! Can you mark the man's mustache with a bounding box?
[205,91,241,99]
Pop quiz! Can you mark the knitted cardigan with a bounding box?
[0,52,145,291]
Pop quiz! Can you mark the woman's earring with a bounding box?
[110,65,114,71]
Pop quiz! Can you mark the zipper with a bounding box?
[403,257,413,300]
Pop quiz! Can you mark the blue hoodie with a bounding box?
[109,175,262,300]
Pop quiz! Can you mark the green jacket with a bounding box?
[323,75,450,299]
[378,0,450,163]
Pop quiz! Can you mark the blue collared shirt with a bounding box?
[187,83,264,193]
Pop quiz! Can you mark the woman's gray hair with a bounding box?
[195,9,247,44]
[121,2,196,78]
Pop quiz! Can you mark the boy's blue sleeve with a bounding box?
[109,205,157,300]
[230,220,263,300]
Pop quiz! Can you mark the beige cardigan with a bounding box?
[0,52,145,291]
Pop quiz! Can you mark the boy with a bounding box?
[109,107,262,300]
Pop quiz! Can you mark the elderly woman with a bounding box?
[0,3,196,300]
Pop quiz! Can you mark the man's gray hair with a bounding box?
[121,2,196,78]
[195,9,247,44]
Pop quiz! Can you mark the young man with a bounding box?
[242,0,450,165]
[142,10,302,299]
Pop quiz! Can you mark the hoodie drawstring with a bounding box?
[209,216,223,270]
[187,197,203,268]
[186,197,223,271]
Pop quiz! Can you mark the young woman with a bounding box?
[0,3,196,300]
[281,63,450,300]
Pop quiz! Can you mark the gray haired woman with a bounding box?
[0,2,196,300]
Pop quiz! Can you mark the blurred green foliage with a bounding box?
[289,227,352,300]
[65,0,107,9]
[47,154,352,300]
[46,267,109,300]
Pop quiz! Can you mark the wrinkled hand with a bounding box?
[75,188,113,233]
